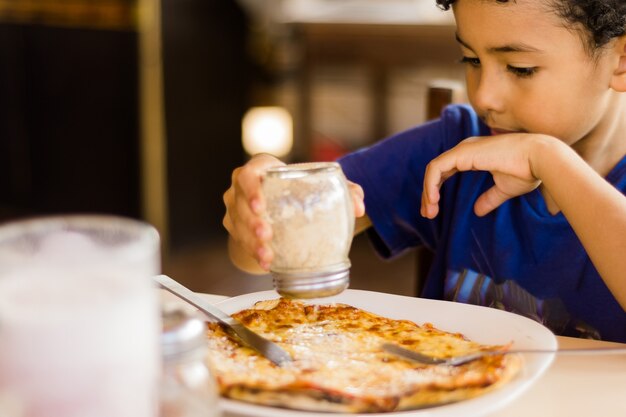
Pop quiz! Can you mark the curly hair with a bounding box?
[435,0,626,52]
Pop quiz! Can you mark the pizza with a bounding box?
[205,297,522,413]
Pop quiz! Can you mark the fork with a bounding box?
[381,342,626,366]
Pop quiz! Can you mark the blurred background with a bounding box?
[0,0,465,296]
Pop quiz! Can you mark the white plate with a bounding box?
[214,289,557,417]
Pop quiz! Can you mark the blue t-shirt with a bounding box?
[338,104,626,342]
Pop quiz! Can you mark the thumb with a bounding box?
[347,181,366,217]
[353,197,366,218]
[473,186,513,217]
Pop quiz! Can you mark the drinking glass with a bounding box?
[0,215,161,417]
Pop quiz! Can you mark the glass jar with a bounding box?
[262,162,355,298]
[160,309,220,417]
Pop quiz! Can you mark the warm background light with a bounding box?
[242,106,293,158]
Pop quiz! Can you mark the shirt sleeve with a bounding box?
[338,104,486,259]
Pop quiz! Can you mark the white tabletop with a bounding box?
[487,335,626,417]
[181,292,626,417]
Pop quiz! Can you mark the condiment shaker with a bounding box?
[160,309,220,417]
[262,162,355,298]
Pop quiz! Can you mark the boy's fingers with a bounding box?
[232,219,274,267]
[226,173,274,261]
[422,154,461,218]
[420,192,438,218]
[233,166,265,214]
[236,198,274,256]
[422,163,442,218]
[474,186,511,217]
[347,181,366,217]
[223,154,287,271]
[222,187,236,234]
[224,179,257,238]
[256,245,273,271]
[236,155,285,212]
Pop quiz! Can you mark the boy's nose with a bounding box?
[472,71,506,115]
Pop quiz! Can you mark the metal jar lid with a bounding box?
[272,267,350,299]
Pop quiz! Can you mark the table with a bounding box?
[488,335,626,417]
[184,292,626,417]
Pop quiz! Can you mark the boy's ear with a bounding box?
[610,35,626,91]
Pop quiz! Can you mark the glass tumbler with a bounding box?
[0,215,161,417]
[262,162,355,298]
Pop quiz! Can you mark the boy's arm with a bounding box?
[532,139,626,310]
[422,134,626,311]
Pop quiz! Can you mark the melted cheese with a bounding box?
[205,298,520,413]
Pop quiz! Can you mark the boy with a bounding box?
[223,0,626,342]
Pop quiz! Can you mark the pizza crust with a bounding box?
[225,385,390,413]
[397,354,522,410]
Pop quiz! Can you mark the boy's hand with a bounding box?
[223,154,285,270]
[421,133,548,218]
[348,180,366,219]
[223,155,366,271]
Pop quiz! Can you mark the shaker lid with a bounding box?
[161,308,206,357]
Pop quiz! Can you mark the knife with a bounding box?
[154,274,292,366]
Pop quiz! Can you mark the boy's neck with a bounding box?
[571,92,626,178]
[539,92,626,216]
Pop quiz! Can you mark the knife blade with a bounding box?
[154,274,292,366]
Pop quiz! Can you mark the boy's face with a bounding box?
[453,0,616,144]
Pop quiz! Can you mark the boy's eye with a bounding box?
[459,56,538,78]
[459,56,481,67]
[507,65,538,78]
